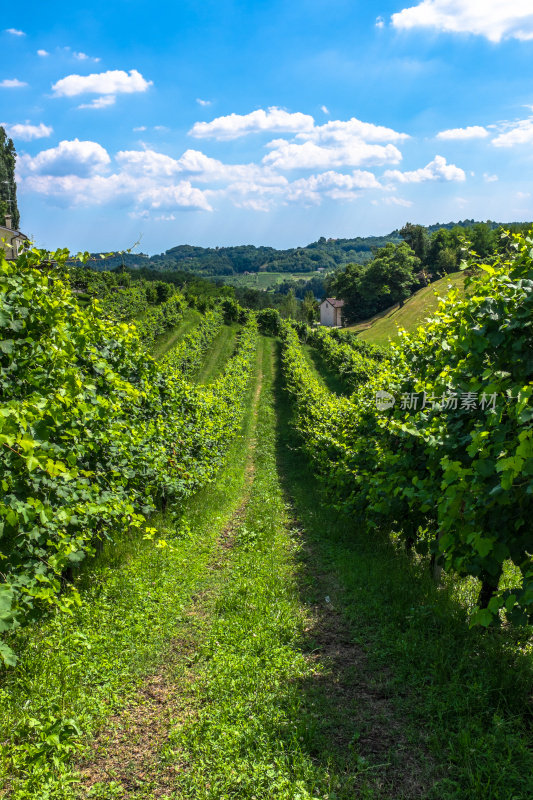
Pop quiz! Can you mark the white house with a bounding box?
[320,297,344,327]
[0,214,28,260]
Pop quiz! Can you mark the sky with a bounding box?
[2,0,533,254]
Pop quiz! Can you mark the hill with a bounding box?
[85,219,529,279]
[347,270,467,345]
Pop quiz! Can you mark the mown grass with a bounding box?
[275,340,533,800]
[348,271,466,346]
[301,343,351,396]
[196,323,239,384]
[152,308,202,359]
[0,333,262,800]
[156,337,379,800]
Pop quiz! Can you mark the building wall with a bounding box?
[0,227,25,260]
[320,301,343,327]
[320,301,336,327]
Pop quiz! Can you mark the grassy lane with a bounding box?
[196,323,239,385]
[124,337,398,800]
[274,340,533,800]
[153,309,202,359]
[301,343,351,396]
[0,339,263,800]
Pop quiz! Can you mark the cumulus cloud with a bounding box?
[320,105,330,115]
[375,16,385,28]
[52,68,152,97]
[18,139,111,177]
[492,117,533,146]
[1,122,53,140]
[295,116,409,146]
[483,172,498,182]
[78,95,116,110]
[384,155,466,183]
[0,78,27,88]
[196,98,211,106]
[286,170,381,204]
[263,138,402,170]
[137,182,212,211]
[391,0,533,43]
[383,196,414,207]
[436,125,489,140]
[37,49,49,57]
[190,106,315,140]
[5,28,25,36]
[73,51,100,62]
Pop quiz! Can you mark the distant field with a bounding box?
[348,270,468,346]
[207,270,332,291]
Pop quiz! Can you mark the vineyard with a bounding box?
[0,235,532,799]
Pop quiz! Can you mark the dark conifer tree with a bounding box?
[0,126,20,229]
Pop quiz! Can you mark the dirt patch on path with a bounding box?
[77,359,264,798]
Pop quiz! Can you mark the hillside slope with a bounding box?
[348,270,467,345]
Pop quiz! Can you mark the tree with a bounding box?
[302,290,318,324]
[399,223,428,263]
[360,242,419,309]
[280,288,298,319]
[0,127,20,229]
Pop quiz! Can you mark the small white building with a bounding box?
[320,297,344,327]
[0,215,28,260]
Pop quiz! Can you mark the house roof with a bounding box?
[323,297,344,308]
[0,225,28,240]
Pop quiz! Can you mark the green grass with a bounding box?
[152,308,202,359]
[275,342,533,799]
[301,343,351,396]
[3,330,532,800]
[347,271,467,346]
[196,323,240,384]
[151,338,380,799]
[0,338,263,800]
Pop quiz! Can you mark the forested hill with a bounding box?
[87,219,527,277]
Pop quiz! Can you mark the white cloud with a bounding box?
[320,105,330,115]
[436,125,489,140]
[137,182,212,211]
[376,16,385,28]
[285,170,381,204]
[263,138,402,170]
[492,118,533,146]
[78,95,116,110]
[133,125,147,132]
[483,172,498,182]
[189,106,315,140]
[5,28,25,36]
[196,98,211,106]
[1,122,53,140]
[516,191,531,199]
[52,68,152,97]
[383,196,414,207]
[295,116,409,145]
[19,139,111,177]
[385,155,466,183]
[73,51,100,62]
[392,0,533,43]
[37,49,49,57]
[0,78,27,88]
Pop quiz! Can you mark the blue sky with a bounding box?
[2,0,533,253]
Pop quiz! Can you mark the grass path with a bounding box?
[196,323,239,385]
[75,338,431,800]
[3,334,532,799]
[153,309,203,359]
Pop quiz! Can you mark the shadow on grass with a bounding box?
[272,340,533,800]
[302,343,352,397]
